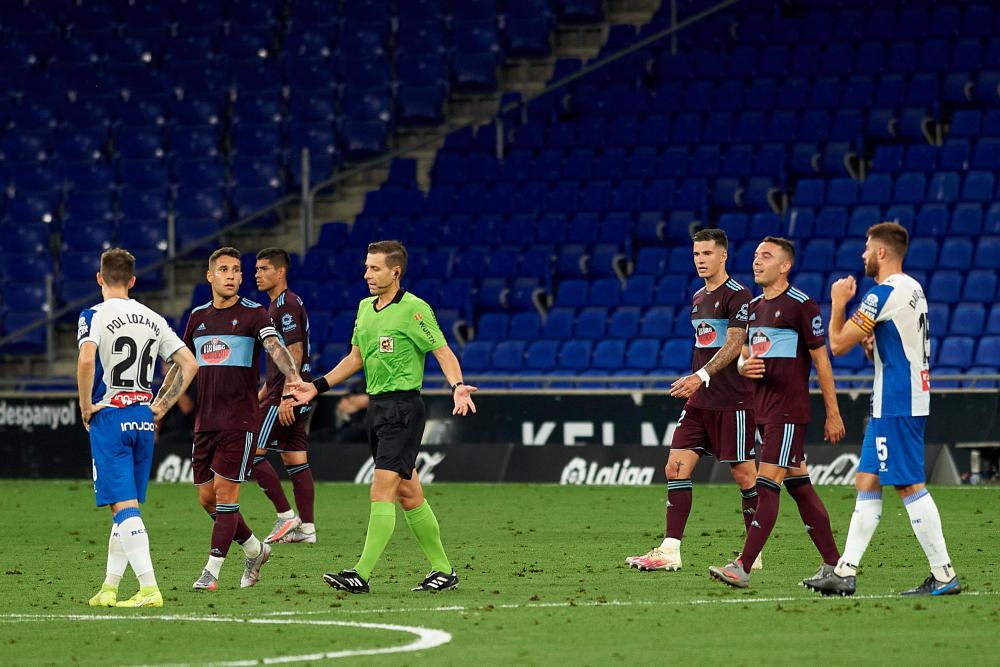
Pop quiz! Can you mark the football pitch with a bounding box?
[1,481,997,666]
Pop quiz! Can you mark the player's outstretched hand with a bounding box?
[830,275,857,305]
[825,413,846,444]
[452,384,478,416]
[669,374,703,398]
[284,380,318,407]
[739,355,765,379]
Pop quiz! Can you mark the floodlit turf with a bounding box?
[1,480,997,665]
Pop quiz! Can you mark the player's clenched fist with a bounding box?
[830,275,856,304]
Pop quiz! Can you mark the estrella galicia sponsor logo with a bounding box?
[281,313,297,332]
[559,457,655,486]
[749,329,771,356]
[696,320,717,346]
[200,338,231,364]
[379,336,394,353]
[736,303,749,322]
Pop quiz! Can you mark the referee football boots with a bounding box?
[88,584,118,607]
[411,570,460,592]
[323,569,370,594]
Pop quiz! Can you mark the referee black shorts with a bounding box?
[366,391,426,480]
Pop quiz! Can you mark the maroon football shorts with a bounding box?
[192,430,256,484]
[757,422,808,469]
[257,403,311,452]
[670,404,756,463]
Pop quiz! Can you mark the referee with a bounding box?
[287,240,477,593]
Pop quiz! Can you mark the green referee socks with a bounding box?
[354,501,396,581]
[404,501,453,574]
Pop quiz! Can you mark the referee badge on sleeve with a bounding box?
[379,336,394,353]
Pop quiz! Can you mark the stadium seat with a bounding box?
[951,303,986,336]
[937,336,974,367]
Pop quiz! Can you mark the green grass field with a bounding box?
[1,481,997,666]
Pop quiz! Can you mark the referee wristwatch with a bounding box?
[451,381,464,394]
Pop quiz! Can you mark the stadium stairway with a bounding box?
[314,0,661,230]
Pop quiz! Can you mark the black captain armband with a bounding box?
[312,377,331,394]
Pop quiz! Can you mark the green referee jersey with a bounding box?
[351,290,447,395]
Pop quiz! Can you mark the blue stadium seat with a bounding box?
[574,307,608,339]
[975,337,1000,367]
[907,238,938,270]
[660,339,692,372]
[589,278,621,307]
[654,275,688,306]
[61,220,114,252]
[558,339,593,370]
[641,306,673,338]
[462,341,495,372]
[476,313,509,342]
[525,339,559,371]
[928,303,950,336]
[4,223,49,254]
[974,236,1000,268]
[493,340,526,371]
[937,336,974,368]
[939,238,974,269]
[928,271,962,302]
[963,270,997,302]
[915,205,949,236]
[592,339,625,370]
[951,303,986,336]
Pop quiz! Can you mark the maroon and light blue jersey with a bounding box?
[747,285,825,424]
[262,289,312,406]
[686,277,752,411]
[183,297,277,433]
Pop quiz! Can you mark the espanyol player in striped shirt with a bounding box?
[78,249,199,608]
[807,222,959,597]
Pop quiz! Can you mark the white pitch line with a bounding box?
[0,614,451,665]
[253,589,1000,617]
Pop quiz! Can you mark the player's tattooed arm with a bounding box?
[669,327,747,398]
[263,335,302,383]
[703,327,748,376]
[287,341,304,369]
[151,347,198,421]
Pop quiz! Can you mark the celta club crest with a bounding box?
[231,318,239,328]
[696,321,717,346]
[774,310,781,320]
[714,301,720,309]
[750,329,771,356]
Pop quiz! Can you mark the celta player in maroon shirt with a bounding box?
[182,247,301,591]
[709,236,846,590]
[626,229,760,573]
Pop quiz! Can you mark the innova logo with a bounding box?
[696,321,717,346]
[749,329,771,356]
[560,457,655,486]
[200,338,231,364]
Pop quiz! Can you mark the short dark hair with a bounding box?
[209,246,240,268]
[100,248,135,287]
[691,228,729,250]
[256,247,290,271]
[867,221,909,258]
[761,235,795,263]
[367,240,408,280]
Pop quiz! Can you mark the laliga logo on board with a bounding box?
[696,321,717,346]
[200,338,231,364]
[560,457,655,486]
[750,329,771,356]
